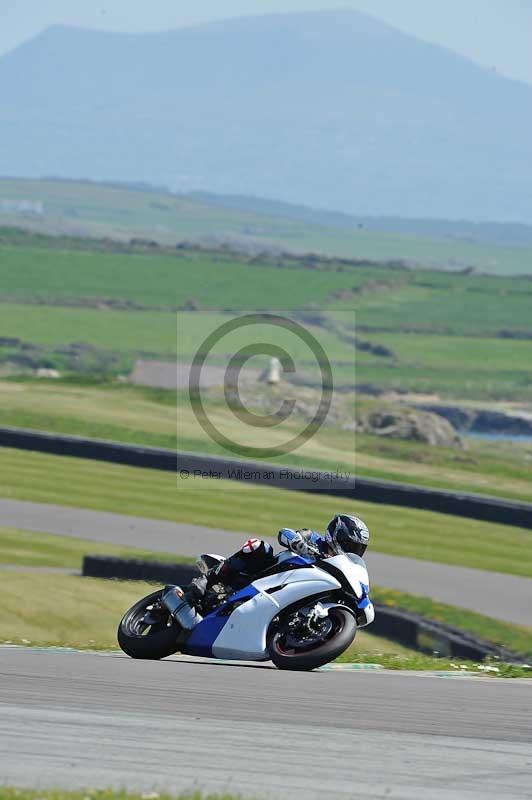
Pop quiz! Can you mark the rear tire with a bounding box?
[268,606,356,671]
[117,589,181,660]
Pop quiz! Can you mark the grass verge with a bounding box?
[1,448,531,578]
[0,527,192,569]
[0,572,155,649]
[335,649,532,678]
[370,586,532,658]
[0,791,242,800]
[2,379,532,503]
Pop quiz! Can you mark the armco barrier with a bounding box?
[84,555,521,662]
[1,426,531,528]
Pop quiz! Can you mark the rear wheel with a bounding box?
[117,589,181,660]
[268,606,356,671]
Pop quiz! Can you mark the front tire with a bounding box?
[268,606,356,671]
[117,589,181,660]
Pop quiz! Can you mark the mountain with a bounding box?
[1,10,531,221]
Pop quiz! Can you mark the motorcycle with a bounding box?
[117,549,374,670]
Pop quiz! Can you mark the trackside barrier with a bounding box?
[83,555,521,662]
[1,426,531,528]
[369,605,518,662]
[83,554,197,585]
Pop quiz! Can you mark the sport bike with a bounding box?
[117,550,373,670]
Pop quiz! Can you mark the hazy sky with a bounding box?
[2,0,532,85]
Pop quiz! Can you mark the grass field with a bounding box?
[2,301,520,401]
[1,447,531,578]
[0,572,157,649]
[0,242,372,308]
[371,586,532,658]
[0,527,192,568]
[0,306,355,368]
[2,228,532,399]
[2,176,532,274]
[1,380,531,502]
[2,234,532,335]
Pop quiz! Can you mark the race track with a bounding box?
[2,498,532,625]
[1,648,531,799]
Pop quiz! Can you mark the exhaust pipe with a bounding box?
[162,586,203,630]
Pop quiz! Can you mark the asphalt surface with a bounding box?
[2,498,532,625]
[0,648,531,799]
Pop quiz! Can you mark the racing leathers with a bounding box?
[188,528,374,628]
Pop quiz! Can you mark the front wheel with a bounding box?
[117,589,181,660]
[268,606,356,671]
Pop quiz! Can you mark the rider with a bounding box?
[186,513,373,627]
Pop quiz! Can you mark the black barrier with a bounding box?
[370,605,519,662]
[83,555,521,662]
[82,554,197,585]
[1,426,531,529]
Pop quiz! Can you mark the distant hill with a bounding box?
[191,192,532,247]
[1,10,531,222]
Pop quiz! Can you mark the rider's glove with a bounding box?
[289,530,308,555]
[278,527,321,556]
[292,530,321,556]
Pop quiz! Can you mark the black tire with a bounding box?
[268,606,356,671]
[117,589,181,660]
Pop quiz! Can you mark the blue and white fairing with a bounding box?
[325,553,374,626]
[181,552,373,661]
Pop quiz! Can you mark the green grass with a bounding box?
[3,227,532,398]
[0,303,178,357]
[2,176,532,275]
[2,379,532,503]
[353,364,532,402]
[0,572,158,649]
[3,236,532,337]
[352,330,532,400]
[0,243,373,309]
[351,280,532,335]
[336,650,532,677]
[371,586,532,658]
[0,789,242,800]
[0,527,192,568]
[1,447,531,579]
[363,332,532,376]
